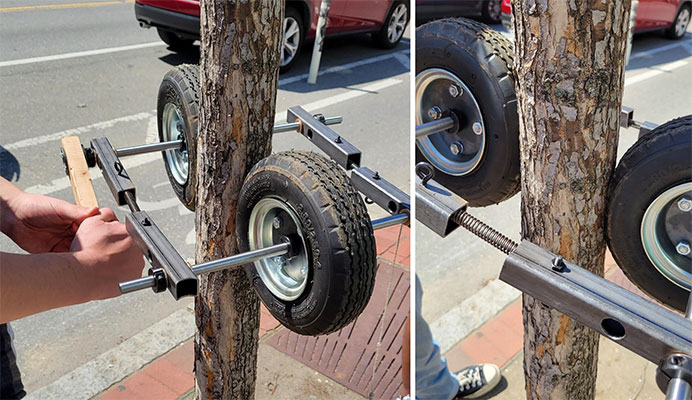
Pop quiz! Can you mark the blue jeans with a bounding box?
[415,275,459,400]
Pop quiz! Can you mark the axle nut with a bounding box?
[448,84,462,98]
[428,106,442,120]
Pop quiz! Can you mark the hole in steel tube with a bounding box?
[388,201,398,214]
[307,129,313,139]
[601,318,626,340]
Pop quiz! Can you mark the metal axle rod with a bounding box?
[371,213,409,230]
[416,116,455,138]
[113,116,344,158]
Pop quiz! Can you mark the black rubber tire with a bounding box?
[157,28,196,52]
[280,7,304,73]
[373,1,410,49]
[157,64,200,211]
[481,0,502,24]
[665,3,691,40]
[415,18,520,207]
[606,115,692,312]
[237,151,377,336]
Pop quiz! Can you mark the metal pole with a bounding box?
[415,117,455,138]
[372,213,409,230]
[666,378,692,400]
[119,242,291,294]
[307,0,331,84]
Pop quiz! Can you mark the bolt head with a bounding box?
[448,84,462,98]
[677,197,692,212]
[272,216,283,229]
[472,121,483,135]
[427,106,442,120]
[274,256,287,267]
[300,265,308,276]
[450,141,464,155]
[676,241,691,256]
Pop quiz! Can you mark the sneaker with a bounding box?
[454,363,501,399]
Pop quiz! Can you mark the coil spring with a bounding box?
[452,210,518,255]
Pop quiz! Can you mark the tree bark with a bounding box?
[512,1,631,398]
[194,1,283,399]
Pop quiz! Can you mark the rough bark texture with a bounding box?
[194,1,283,399]
[512,1,631,399]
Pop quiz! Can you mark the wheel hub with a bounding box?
[281,16,300,67]
[387,3,408,43]
[249,197,309,301]
[415,68,486,176]
[162,103,189,185]
[641,182,692,290]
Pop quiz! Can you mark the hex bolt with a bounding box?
[176,122,183,132]
[551,256,566,272]
[472,121,483,135]
[448,84,462,98]
[677,197,692,212]
[676,241,691,256]
[300,265,308,277]
[274,256,287,267]
[450,141,464,155]
[272,217,283,229]
[428,106,442,120]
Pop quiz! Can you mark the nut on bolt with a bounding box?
[428,106,442,120]
[450,141,464,155]
[448,84,462,98]
[272,216,283,229]
[472,121,483,135]
[677,197,692,212]
[676,241,691,256]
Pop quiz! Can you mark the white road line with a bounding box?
[430,279,521,354]
[3,111,154,150]
[629,39,692,60]
[26,304,196,400]
[24,76,404,196]
[625,59,688,87]
[0,42,165,68]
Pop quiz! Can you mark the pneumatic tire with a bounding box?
[237,151,377,336]
[606,115,692,312]
[157,64,199,211]
[415,18,520,207]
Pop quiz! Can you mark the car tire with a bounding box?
[415,18,520,207]
[280,7,304,73]
[157,29,196,52]
[373,1,410,49]
[237,151,377,336]
[606,115,692,312]
[157,64,200,211]
[481,0,502,24]
[665,3,691,40]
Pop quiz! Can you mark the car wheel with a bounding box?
[280,8,304,73]
[157,29,196,52]
[237,151,377,336]
[157,64,199,211]
[373,1,409,49]
[482,0,502,24]
[606,115,692,312]
[415,18,520,207]
[666,4,691,40]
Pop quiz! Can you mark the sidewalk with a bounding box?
[439,251,668,399]
[94,224,410,400]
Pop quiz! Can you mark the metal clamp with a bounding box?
[620,106,659,138]
[414,162,467,237]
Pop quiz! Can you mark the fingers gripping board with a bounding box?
[61,136,98,208]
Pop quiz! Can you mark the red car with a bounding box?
[501,0,691,40]
[135,0,410,72]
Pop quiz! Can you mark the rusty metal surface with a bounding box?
[266,261,410,399]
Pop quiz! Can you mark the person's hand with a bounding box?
[70,208,144,300]
[2,189,98,253]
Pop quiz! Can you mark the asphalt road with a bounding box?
[0,0,410,391]
[417,24,692,326]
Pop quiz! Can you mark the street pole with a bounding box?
[307,0,331,84]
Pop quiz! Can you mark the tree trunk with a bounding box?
[512,1,631,398]
[194,1,283,399]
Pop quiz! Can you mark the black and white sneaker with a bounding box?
[454,363,501,399]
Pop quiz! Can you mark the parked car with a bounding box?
[501,0,691,40]
[416,0,503,25]
[134,0,410,72]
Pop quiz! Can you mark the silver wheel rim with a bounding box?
[675,8,690,37]
[249,197,309,301]
[415,68,486,176]
[281,16,301,67]
[387,3,408,43]
[640,182,692,290]
[162,103,188,185]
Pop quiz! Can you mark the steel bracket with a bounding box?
[91,137,136,206]
[351,167,410,215]
[415,174,467,238]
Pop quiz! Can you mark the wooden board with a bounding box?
[267,261,410,399]
[61,136,98,208]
